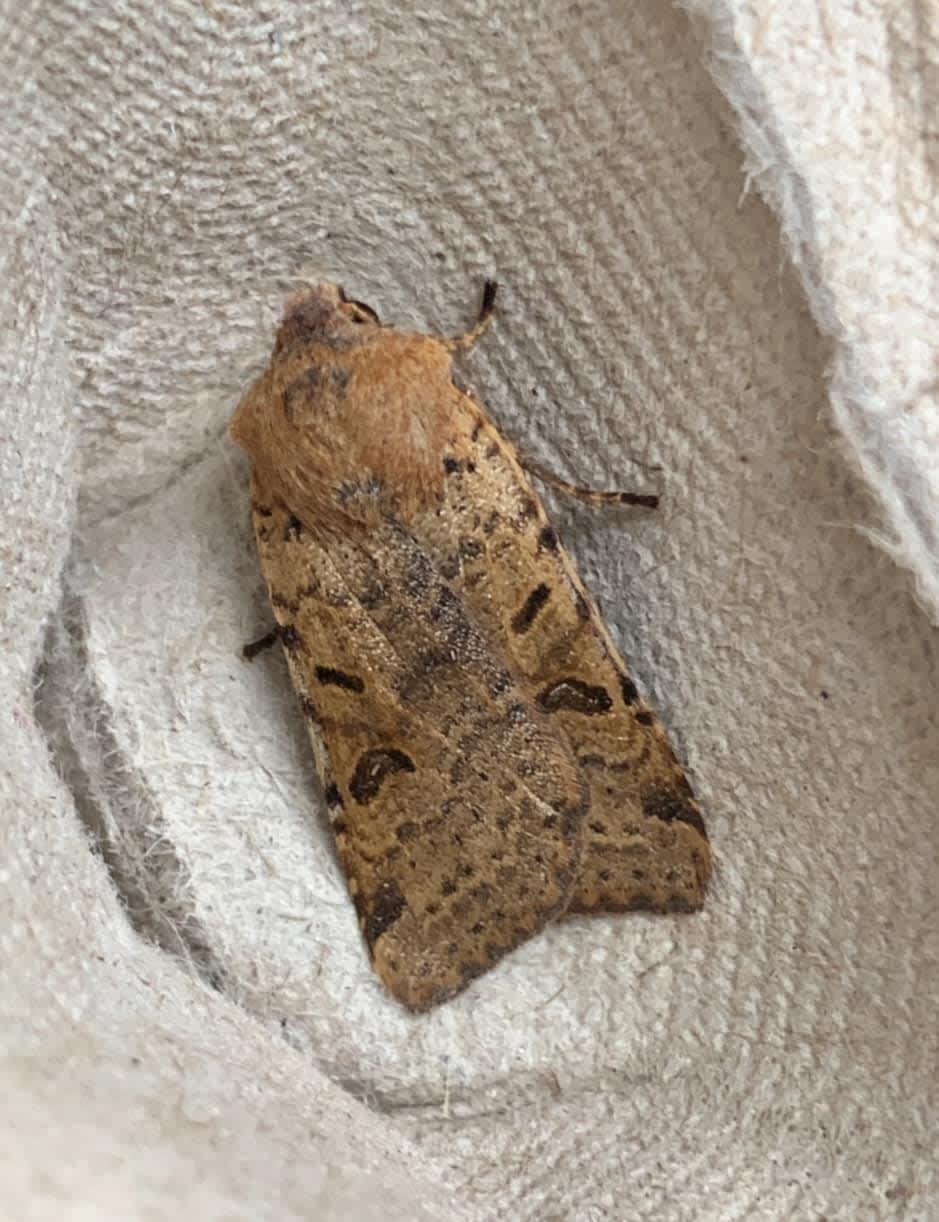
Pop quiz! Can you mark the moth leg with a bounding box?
[523,457,660,509]
[445,279,498,353]
[242,627,281,660]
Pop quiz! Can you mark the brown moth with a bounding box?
[230,281,711,1012]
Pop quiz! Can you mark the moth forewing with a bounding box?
[231,281,710,1011]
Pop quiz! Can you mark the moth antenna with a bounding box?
[446,280,498,353]
[523,458,659,509]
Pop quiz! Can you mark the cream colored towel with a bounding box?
[2,1,935,1218]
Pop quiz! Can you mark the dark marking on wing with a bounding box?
[359,579,388,610]
[337,473,384,507]
[636,710,654,726]
[324,782,343,808]
[315,665,365,693]
[537,678,613,715]
[518,496,538,521]
[443,456,461,474]
[511,582,552,633]
[403,550,435,599]
[538,525,559,552]
[488,670,513,697]
[399,646,458,704]
[349,748,416,805]
[642,789,706,836]
[283,367,321,419]
[285,514,303,540]
[253,503,273,518]
[298,695,319,721]
[331,366,353,395]
[430,585,463,624]
[363,880,407,948]
[439,554,460,581]
[620,676,639,705]
[271,590,300,614]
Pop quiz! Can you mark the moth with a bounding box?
[230,280,711,1012]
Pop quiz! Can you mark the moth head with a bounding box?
[231,283,459,533]
[276,282,382,351]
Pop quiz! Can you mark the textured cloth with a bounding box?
[685,0,939,621]
[2,1,937,1220]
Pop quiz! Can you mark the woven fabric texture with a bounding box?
[2,1,936,1218]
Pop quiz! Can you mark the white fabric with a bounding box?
[2,1,936,1218]
[686,0,939,621]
